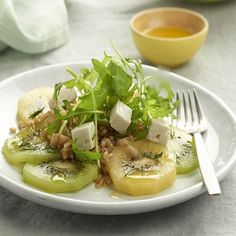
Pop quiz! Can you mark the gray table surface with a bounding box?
[1,0,236,235]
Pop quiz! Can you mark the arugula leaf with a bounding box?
[53,82,63,102]
[65,68,93,94]
[92,58,109,79]
[78,84,111,111]
[108,60,132,100]
[46,108,105,134]
[29,107,44,119]
[47,120,61,134]
[145,83,178,119]
[81,68,98,85]
[159,80,174,100]
[63,100,73,111]
[72,141,101,161]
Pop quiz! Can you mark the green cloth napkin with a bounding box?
[0,0,69,53]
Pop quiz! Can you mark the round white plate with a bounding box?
[1,62,236,215]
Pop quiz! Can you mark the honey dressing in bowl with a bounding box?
[144,27,192,38]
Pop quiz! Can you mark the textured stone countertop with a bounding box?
[0,0,236,235]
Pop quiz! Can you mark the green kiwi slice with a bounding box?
[168,127,198,174]
[23,160,98,193]
[2,126,61,164]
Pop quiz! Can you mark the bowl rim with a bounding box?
[130,7,209,41]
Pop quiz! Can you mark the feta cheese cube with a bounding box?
[58,86,77,107]
[147,119,169,145]
[110,100,132,134]
[71,122,95,150]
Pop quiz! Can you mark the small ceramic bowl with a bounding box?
[130,7,209,67]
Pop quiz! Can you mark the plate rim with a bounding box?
[1,61,236,214]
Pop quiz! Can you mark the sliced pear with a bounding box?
[17,87,53,124]
[168,127,198,174]
[105,140,176,196]
[23,160,98,193]
[2,126,61,164]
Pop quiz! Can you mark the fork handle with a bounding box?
[193,132,221,195]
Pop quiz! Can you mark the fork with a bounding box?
[175,89,221,195]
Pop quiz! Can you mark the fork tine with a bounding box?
[182,91,192,126]
[187,90,199,125]
[187,90,194,123]
[193,89,205,124]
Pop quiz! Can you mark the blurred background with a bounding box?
[0,0,235,108]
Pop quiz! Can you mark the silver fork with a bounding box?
[175,89,221,195]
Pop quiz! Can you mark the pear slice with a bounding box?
[105,140,176,196]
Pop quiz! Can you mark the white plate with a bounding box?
[1,62,236,215]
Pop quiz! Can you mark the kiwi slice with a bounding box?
[23,160,98,193]
[168,127,198,174]
[2,126,61,164]
[105,140,176,196]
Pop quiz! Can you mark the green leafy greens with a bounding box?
[29,107,44,119]
[72,140,101,161]
[48,45,178,161]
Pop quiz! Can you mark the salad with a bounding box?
[2,47,198,196]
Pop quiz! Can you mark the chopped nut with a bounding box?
[9,127,16,134]
[117,138,130,146]
[50,133,71,149]
[58,134,70,147]
[50,133,60,148]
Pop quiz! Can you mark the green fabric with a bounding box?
[0,0,69,54]
[0,41,7,52]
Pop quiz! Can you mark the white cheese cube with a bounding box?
[58,86,77,107]
[147,119,169,145]
[110,100,132,134]
[71,122,95,150]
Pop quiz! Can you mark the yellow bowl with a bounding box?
[130,7,209,67]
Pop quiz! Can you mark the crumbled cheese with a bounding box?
[71,122,95,150]
[57,86,77,107]
[147,119,169,145]
[109,100,132,134]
